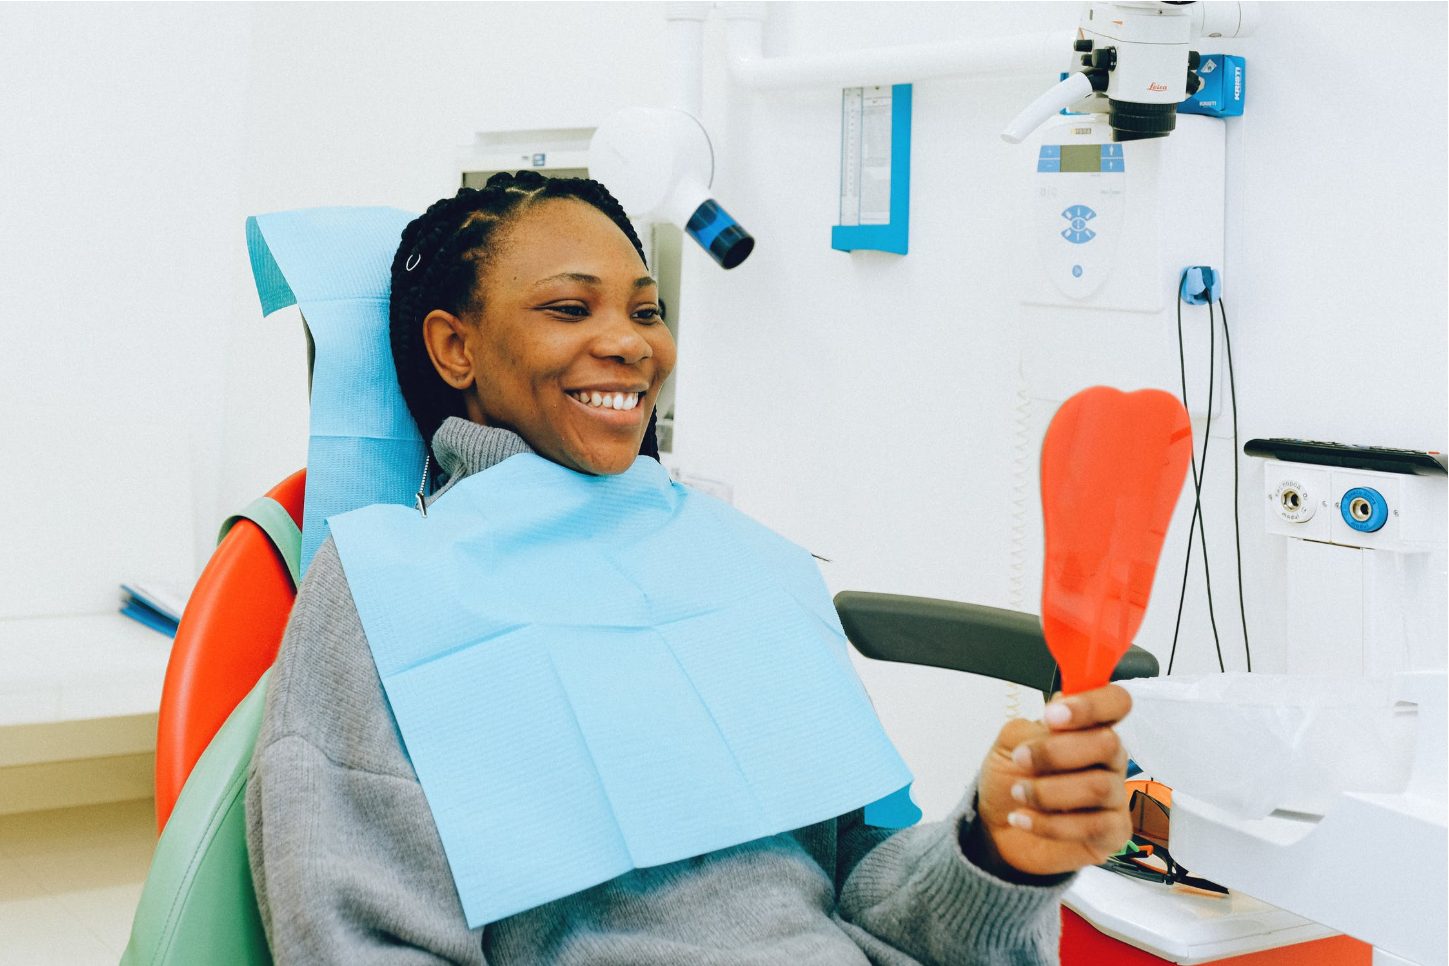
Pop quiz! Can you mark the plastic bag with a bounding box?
[1117,673,1417,819]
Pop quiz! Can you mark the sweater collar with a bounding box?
[431,417,533,495]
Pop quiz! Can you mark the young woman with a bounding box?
[246,170,1133,965]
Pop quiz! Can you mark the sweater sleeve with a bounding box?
[832,785,1074,965]
[245,537,487,966]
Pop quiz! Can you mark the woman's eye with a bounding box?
[546,303,589,319]
[633,306,662,324]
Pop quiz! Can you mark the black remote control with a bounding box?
[1243,438,1447,476]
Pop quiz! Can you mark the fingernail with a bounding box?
[1044,702,1072,726]
[1010,782,1028,804]
[1012,744,1032,769]
[1008,811,1032,831]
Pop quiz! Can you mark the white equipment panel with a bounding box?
[1018,114,1226,416]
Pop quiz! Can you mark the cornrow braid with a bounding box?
[388,172,661,469]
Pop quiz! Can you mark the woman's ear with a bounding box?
[422,309,476,390]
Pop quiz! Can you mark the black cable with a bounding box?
[1199,303,1225,670]
[1219,296,1252,671]
[1167,285,1199,673]
[1167,276,1225,674]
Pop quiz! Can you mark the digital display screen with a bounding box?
[1060,144,1101,173]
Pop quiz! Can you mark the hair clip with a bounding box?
[405,252,422,272]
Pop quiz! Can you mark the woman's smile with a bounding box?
[565,387,645,415]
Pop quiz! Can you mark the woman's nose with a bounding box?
[591,311,651,364]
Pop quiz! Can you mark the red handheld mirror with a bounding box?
[1040,387,1193,695]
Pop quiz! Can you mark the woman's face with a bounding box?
[424,198,676,476]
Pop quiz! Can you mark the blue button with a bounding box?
[1072,265,1083,278]
[1102,158,1124,172]
[1062,205,1097,221]
[1039,145,1061,158]
[1102,144,1123,158]
[1037,159,1061,173]
[1062,228,1095,244]
[1071,217,1087,230]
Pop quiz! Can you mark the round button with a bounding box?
[1072,265,1083,278]
[1071,217,1087,230]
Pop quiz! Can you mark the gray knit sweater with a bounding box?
[245,417,1071,965]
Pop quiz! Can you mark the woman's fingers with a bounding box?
[1042,684,1133,732]
[1011,769,1126,813]
[1012,726,1124,776]
[1005,805,1133,860]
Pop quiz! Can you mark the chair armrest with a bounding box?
[834,591,1159,698]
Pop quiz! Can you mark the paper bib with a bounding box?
[329,453,911,927]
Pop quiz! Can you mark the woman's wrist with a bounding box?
[958,803,1074,888]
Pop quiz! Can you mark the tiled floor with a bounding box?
[0,799,154,965]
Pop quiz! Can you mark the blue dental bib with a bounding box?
[329,453,912,927]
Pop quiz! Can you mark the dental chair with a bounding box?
[121,206,1160,966]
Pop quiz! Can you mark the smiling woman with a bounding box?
[243,171,1098,966]
[417,196,675,476]
[388,171,672,479]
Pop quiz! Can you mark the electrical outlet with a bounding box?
[1264,463,1331,542]
[1328,469,1407,552]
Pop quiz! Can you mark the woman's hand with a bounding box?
[967,685,1133,879]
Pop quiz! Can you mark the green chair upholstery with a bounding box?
[121,672,272,966]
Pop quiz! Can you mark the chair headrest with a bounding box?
[245,207,421,573]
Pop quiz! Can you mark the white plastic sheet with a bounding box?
[1118,673,1417,818]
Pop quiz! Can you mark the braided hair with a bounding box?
[388,170,661,468]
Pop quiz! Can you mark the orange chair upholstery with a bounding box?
[154,469,305,833]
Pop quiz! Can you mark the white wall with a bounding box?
[663,1,1448,816]
[0,4,251,619]
[2,2,1444,822]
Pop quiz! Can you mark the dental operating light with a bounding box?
[588,107,755,270]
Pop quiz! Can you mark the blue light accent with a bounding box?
[832,84,911,255]
[1072,265,1083,278]
[1179,266,1222,304]
[685,199,755,269]
[1340,487,1389,533]
[686,200,734,250]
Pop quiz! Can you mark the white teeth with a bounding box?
[571,390,641,410]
